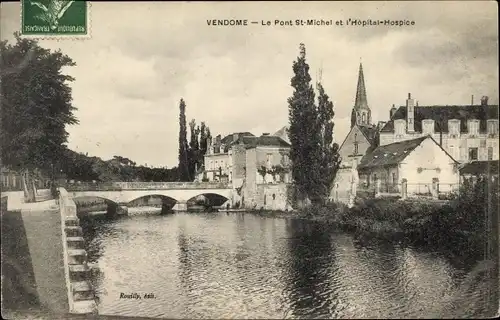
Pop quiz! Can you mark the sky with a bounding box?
[1,1,498,168]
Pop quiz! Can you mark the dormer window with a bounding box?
[487,119,498,135]
[448,119,460,135]
[468,119,479,135]
[394,119,405,135]
[422,119,435,135]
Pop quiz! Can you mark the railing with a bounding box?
[357,181,460,200]
[64,181,231,191]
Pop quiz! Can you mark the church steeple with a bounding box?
[354,62,368,110]
[351,62,372,128]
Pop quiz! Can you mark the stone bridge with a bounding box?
[64,181,233,212]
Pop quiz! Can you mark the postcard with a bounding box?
[1,1,498,319]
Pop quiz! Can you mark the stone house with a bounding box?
[202,132,254,182]
[238,133,292,210]
[379,94,499,163]
[357,135,460,196]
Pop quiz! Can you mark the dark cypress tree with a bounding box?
[188,119,200,179]
[313,82,341,203]
[199,122,207,156]
[287,43,316,206]
[178,99,190,181]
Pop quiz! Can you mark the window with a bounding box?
[488,120,498,135]
[392,172,397,185]
[448,120,460,135]
[283,154,289,164]
[448,145,456,160]
[362,113,366,123]
[353,133,359,155]
[488,147,493,160]
[422,120,434,134]
[468,120,479,135]
[395,120,405,135]
[469,147,478,161]
[266,153,272,168]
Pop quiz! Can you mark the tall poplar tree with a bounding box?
[312,82,341,203]
[188,119,200,179]
[199,122,207,156]
[178,99,190,181]
[287,43,317,206]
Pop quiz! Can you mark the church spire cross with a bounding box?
[354,62,368,110]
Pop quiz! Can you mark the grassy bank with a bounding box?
[251,177,498,259]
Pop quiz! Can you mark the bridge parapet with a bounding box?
[64,181,231,191]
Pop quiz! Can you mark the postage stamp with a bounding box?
[21,0,88,38]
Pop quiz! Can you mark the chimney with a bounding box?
[215,134,221,145]
[481,96,488,106]
[390,104,397,118]
[406,93,415,132]
[471,94,474,105]
[233,133,239,142]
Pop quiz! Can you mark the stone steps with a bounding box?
[61,213,97,313]
[65,216,80,226]
[71,281,95,301]
[68,249,87,265]
[65,226,83,237]
[72,299,97,314]
[67,237,85,249]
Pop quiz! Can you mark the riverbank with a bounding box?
[248,179,498,261]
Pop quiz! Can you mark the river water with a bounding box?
[81,211,495,319]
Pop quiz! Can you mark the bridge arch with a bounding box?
[186,192,230,210]
[72,195,122,218]
[127,194,179,213]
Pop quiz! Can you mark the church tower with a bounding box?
[350,62,372,128]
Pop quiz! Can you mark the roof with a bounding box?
[236,135,291,149]
[338,124,378,155]
[273,126,290,144]
[354,63,369,110]
[273,126,289,136]
[358,125,379,146]
[220,132,254,145]
[460,160,499,175]
[380,105,499,133]
[358,136,428,169]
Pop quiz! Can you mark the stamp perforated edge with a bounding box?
[19,1,92,40]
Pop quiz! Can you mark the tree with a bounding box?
[188,119,200,179]
[1,33,78,201]
[199,122,208,155]
[178,99,190,181]
[287,43,317,206]
[312,82,341,203]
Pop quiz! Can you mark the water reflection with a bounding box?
[82,212,495,319]
[284,219,336,319]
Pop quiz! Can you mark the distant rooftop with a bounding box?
[381,104,499,133]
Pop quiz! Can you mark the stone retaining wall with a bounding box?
[58,188,97,314]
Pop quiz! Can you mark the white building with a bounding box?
[357,135,460,196]
[379,94,499,163]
